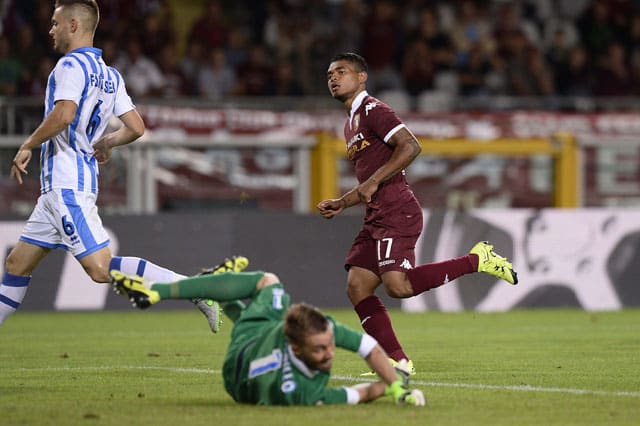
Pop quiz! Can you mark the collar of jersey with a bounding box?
[67,46,103,56]
[349,90,368,129]
[286,344,319,378]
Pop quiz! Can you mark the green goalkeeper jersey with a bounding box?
[222,284,373,406]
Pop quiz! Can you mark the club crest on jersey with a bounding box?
[365,101,378,116]
[353,113,360,129]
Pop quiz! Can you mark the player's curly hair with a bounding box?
[55,0,100,33]
[284,303,330,346]
[330,52,368,72]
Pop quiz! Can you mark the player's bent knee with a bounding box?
[383,282,414,299]
[259,272,280,288]
[83,265,110,283]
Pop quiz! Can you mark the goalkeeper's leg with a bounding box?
[111,270,274,310]
[150,272,265,302]
[110,255,249,332]
[195,256,249,332]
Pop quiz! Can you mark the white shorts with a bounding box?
[20,188,110,259]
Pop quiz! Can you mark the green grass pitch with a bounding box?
[1,308,639,425]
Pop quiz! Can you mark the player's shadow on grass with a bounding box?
[163,398,330,410]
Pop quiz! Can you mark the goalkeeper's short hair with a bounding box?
[284,303,330,346]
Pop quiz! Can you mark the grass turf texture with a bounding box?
[1,309,639,426]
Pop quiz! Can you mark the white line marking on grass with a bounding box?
[427,381,640,397]
[10,366,640,398]
[13,366,218,374]
[332,375,640,398]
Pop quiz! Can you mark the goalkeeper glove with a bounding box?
[384,359,426,406]
[385,381,426,406]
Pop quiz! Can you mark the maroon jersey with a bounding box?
[343,92,422,239]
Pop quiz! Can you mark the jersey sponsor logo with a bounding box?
[347,139,370,160]
[400,258,413,269]
[248,349,282,378]
[378,259,395,267]
[364,101,378,116]
[281,351,297,394]
[353,113,360,129]
[346,132,364,149]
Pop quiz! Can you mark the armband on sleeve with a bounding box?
[357,334,377,358]
[343,386,361,405]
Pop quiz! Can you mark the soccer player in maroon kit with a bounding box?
[318,52,518,374]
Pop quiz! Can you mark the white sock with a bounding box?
[109,256,186,284]
[0,273,31,325]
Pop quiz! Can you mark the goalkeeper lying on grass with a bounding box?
[109,257,425,407]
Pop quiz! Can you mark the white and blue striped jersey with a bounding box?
[40,46,135,194]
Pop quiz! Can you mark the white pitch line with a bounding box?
[13,366,218,374]
[9,366,640,398]
[332,375,640,398]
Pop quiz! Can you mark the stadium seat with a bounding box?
[434,71,459,95]
[377,90,412,114]
[416,90,454,112]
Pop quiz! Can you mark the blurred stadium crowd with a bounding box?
[1,0,640,109]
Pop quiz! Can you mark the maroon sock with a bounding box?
[407,254,478,295]
[354,295,408,361]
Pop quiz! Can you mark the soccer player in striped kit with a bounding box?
[319,53,518,375]
[0,0,221,330]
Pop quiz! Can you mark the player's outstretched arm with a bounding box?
[383,359,426,406]
[352,345,425,406]
[93,109,145,164]
[366,344,401,385]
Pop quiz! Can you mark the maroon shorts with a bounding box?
[345,226,419,276]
